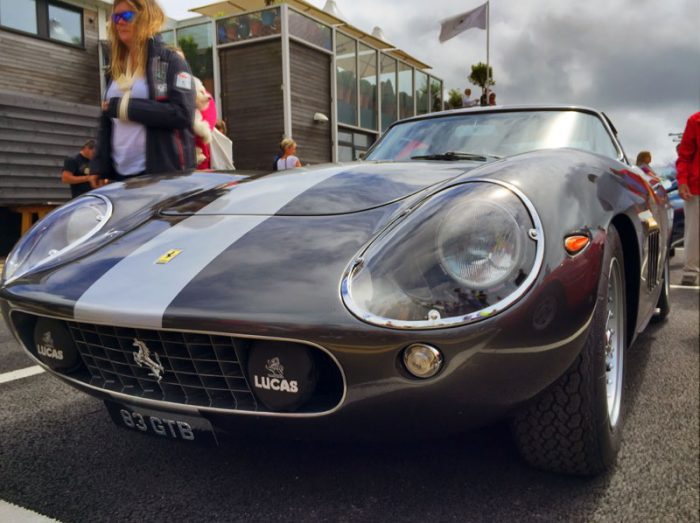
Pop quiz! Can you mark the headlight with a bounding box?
[341,181,544,329]
[3,195,112,283]
[438,199,524,288]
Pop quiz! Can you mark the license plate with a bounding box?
[105,401,218,446]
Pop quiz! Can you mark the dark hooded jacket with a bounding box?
[92,37,196,179]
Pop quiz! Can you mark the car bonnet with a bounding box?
[162,162,471,216]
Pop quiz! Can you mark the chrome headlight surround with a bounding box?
[341,180,544,330]
[2,195,113,284]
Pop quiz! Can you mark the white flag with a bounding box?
[439,2,487,43]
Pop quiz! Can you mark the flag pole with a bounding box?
[486,1,490,100]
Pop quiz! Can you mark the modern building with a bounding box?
[0,0,444,253]
[180,0,445,169]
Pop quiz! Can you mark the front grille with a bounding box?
[66,322,259,411]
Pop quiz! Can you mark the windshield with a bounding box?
[366,110,621,162]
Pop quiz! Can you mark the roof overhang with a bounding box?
[190,0,431,70]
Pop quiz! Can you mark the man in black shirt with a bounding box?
[61,140,96,198]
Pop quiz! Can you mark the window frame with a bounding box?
[0,0,85,49]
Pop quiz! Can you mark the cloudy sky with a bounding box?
[163,0,699,167]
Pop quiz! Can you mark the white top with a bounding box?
[106,77,149,176]
[277,155,300,171]
[462,95,477,108]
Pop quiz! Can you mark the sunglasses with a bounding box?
[111,11,136,24]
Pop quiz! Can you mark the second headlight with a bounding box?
[342,181,543,329]
[438,198,523,288]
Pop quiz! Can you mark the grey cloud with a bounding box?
[496,11,700,111]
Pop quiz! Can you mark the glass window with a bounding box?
[216,8,280,45]
[48,3,82,45]
[288,10,331,50]
[586,116,620,159]
[338,145,354,162]
[338,129,376,161]
[366,110,621,161]
[398,63,414,120]
[178,23,214,95]
[0,0,37,34]
[415,71,429,116]
[336,33,357,127]
[358,44,377,130]
[160,29,175,46]
[338,131,353,143]
[380,55,397,131]
[430,77,443,112]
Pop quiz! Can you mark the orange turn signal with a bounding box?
[564,235,590,255]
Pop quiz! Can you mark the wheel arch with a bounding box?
[610,214,639,347]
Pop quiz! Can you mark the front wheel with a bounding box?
[511,225,627,475]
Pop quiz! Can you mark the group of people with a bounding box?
[461,87,496,108]
[61,0,235,198]
[62,0,299,197]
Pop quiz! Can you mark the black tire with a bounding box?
[651,256,671,323]
[511,225,627,475]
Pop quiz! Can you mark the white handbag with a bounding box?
[209,128,235,170]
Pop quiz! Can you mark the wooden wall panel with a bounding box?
[289,42,332,165]
[0,91,99,206]
[0,9,101,105]
[219,41,284,171]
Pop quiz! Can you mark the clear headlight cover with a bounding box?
[341,182,544,329]
[3,195,112,283]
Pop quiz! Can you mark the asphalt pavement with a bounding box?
[0,255,698,522]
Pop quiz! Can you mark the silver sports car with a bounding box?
[1,106,673,475]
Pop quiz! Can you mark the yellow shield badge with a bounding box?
[155,249,182,264]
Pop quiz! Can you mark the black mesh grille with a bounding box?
[647,230,659,291]
[65,322,259,411]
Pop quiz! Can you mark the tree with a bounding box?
[468,62,495,95]
[177,35,213,82]
[446,88,463,109]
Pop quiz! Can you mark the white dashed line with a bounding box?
[0,500,59,522]
[0,366,45,385]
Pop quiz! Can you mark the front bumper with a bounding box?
[2,290,594,438]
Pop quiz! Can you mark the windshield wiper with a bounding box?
[410,151,500,162]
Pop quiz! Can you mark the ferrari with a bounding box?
[1,106,673,475]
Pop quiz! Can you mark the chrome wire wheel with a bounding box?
[605,258,624,427]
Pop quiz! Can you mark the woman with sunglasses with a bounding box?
[92,0,196,181]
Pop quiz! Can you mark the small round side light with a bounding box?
[564,235,590,255]
[403,344,443,379]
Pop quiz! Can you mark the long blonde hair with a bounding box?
[109,0,165,80]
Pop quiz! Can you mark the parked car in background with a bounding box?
[0,106,673,476]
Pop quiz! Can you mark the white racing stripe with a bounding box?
[197,168,334,214]
[0,500,59,522]
[0,366,45,385]
[74,170,340,328]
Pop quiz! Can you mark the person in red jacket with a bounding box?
[676,111,700,285]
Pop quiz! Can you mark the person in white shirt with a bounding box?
[461,88,477,108]
[276,138,302,170]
